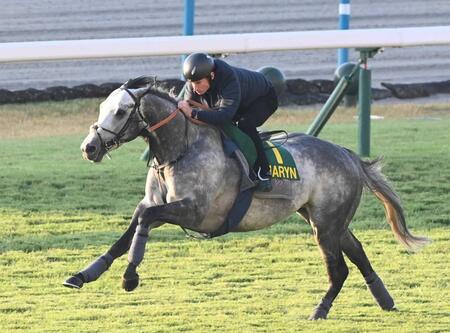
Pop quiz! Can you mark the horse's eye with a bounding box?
[115,108,126,116]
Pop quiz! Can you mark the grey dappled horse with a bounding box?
[65,77,429,320]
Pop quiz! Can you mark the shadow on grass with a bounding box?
[0,222,315,254]
[0,229,186,254]
[1,207,440,254]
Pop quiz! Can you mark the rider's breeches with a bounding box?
[235,86,278,176]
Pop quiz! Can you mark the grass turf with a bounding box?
[0,99,448,332]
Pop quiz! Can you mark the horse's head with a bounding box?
[81,77,154,162]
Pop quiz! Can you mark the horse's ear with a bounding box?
[122,75,157,99]
[133,85,152,99]
[121,79,131,89]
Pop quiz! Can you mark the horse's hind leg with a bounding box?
[341,230,396,311]
[309,226,349,320]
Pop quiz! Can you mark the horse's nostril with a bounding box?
[85,144,96,154]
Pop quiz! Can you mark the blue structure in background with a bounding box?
[182,1,351,67]
[183,0,195,37]
[338,0,350,65]
[181,0,195,78]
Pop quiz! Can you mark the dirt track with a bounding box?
[0,0,449,91]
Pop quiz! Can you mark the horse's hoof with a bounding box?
[122,273,139,292]
[63,275,84,289]
[308,298,331,320]
[385,306,399,312]
[308,309,328,320]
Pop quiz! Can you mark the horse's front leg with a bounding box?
[63,202,146,289]
[122,198,198,292]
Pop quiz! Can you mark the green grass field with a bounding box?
[0,100,449,332]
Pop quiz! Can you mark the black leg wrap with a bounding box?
[78,253,114,283]
[128,224,149,266]
[365,272,396,311]
[63,253,113,289]
[308,298,332,320]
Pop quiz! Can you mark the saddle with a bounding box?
[210,126,300,238]
[222,125,300,182]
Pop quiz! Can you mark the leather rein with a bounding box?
[133,90,208,133]
[146,98,208,132]
[142,98,209,169]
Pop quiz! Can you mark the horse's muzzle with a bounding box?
[80,129,105,162]
[81,143,98,161]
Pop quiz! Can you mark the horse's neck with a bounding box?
[142,95,195,164]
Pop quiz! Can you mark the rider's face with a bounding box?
[190,73,214,95]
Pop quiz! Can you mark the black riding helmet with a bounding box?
[183,53,215,81]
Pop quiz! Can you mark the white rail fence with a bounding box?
[0,26,449,63]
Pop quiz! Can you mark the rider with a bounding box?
[178,53,278,192]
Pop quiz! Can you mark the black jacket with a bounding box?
[183,59,272,125]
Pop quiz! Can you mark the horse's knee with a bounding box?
[138,207,154,226]
[138,205,165,227]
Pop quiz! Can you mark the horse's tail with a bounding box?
[356,155,431,251]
